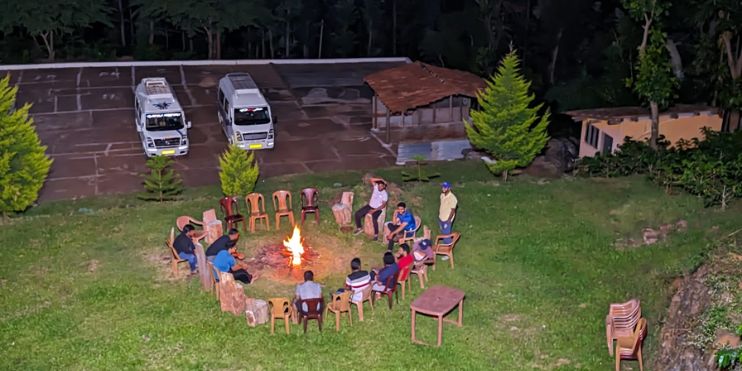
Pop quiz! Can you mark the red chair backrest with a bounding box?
[301,188,319,208]
[300,298,323,319]
[220,196,239,217]
[381,270,399,292]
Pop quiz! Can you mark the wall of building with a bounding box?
[373,96,471,128]
[578,113,723,158]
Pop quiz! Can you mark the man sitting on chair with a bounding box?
[395,243,414,273]
[371,252,398,295]
[174,224,199,274]
[344,258,372,302]
[213,243,257,284]
[205,228,240,262]
[384,202,416,251]
[353,177,388,241]
[294,270,323,315]
[412,238,434,263]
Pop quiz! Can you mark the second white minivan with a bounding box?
[217,73,275,150]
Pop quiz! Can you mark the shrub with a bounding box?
[576,129,742,208]
[139,155,183,202]
[0,75,53,215]
[219,144,259,196]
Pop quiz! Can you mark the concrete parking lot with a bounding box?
[0,60,405,201]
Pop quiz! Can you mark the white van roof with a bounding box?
[220,73,268,108]
[135,77,183,113]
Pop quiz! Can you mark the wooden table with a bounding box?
[410,285,465,347]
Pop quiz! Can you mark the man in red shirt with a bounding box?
[395,243,414,273]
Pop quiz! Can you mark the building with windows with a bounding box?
[565,105,722,158]
[363,62,485,145]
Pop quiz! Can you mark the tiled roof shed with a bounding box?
[565,104,718,123]
[363,62,486,114]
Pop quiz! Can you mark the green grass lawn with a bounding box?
[1,161,739,370]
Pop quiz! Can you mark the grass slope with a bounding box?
[0,161,739,370]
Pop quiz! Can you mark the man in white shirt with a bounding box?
[353,176,388,240]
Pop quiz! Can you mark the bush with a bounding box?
[218,145,259,196]
[139,155,183,202]
[576,129,742,208]
[0,76,53,215]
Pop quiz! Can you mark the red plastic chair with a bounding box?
[298,298,324,333]
[372,270,400,309]
[300,188,320,224]
[219,196,246,232]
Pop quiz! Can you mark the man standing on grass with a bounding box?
[439,181,458,246]
[353,176,388,241]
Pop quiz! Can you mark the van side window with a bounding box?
[217,89,224,107]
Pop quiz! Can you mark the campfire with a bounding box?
[244,225,326,283]
[283,225,305,267]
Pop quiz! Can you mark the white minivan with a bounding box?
[134,77,191,157]
[217,73,275,150]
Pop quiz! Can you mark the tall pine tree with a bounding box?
[0,75,53,215]
[219,144,259,196]
[139,155,183,202]
[466,51,550,180]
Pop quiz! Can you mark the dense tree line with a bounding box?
[0,0,739,126]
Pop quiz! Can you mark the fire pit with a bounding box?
[245,225,322,281]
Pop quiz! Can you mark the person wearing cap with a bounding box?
[353,176,388,240]
[438,181,458,245]
[412,238,434,262]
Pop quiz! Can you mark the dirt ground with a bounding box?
[0,62,404,201]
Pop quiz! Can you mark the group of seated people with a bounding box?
[173,224,258,284]
[290,237,435,316]
[350,176,420,251]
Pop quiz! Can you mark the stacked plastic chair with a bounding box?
[605,298,641,356]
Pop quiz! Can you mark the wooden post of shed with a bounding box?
[449,96,453,121]
[372,95,378,130]
[459,98,464,121]
[385,109,391,144]
[432,103,437,123]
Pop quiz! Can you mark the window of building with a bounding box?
[584,124,600,148]
[602,133,614,155]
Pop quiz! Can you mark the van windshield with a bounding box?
[234,107,270,125]
[146,113,184,131]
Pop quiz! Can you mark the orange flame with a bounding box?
[283,225,305,266]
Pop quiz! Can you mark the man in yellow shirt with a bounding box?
[439,181,458,245]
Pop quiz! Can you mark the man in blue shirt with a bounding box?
[372,252,399,294]
[384,202,417,251]
[213,244,257,284]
